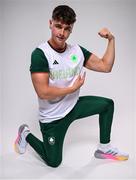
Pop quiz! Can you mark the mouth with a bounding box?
[56,36,65,41]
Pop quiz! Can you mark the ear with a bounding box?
[49,19,53,29]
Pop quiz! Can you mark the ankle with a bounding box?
[98,142,111,151]
[23,128,30,139]
[24,131,30,138]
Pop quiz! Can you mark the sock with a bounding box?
[23,127,30,139]
[98,142,111,152]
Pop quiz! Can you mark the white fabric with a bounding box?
[98,143,111,151]
[38,42,85,123]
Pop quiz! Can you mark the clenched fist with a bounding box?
[98,28,114,40]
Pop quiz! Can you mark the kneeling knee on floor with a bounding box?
[47,158,62,168]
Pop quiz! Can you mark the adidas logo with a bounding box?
[53,60,59,65]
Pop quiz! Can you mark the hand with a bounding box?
[71,72,86,92]
[98,28,114,40]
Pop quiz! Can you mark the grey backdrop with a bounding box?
[1,0,136,179]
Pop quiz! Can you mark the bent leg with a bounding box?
[26,120,69,168]
[67,96,114,143]
[26,133,47,162]
[39,121,64,167]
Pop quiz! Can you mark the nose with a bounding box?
[59,28,65,37]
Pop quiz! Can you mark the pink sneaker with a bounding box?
[94,147,129,161]
[14,124,30,154]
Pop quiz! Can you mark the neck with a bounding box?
[48,39,66,52]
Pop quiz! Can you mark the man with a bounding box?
[14,5,129,167]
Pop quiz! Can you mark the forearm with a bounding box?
[39,85,74,100]
[32,72,85,100]
[102,36,115,72]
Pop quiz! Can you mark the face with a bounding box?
[49,19,73,49]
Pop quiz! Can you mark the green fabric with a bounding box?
[79,46,92,66]
[26,96,114,167]
[30,48,49,73]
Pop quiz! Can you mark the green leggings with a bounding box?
[26,96,114,167]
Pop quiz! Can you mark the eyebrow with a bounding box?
[54,22,72,28]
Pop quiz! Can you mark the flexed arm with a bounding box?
[85,28,115,73]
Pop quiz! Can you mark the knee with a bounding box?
[106,98,114,109]
[108,98,114,106]
[47,158,62,168]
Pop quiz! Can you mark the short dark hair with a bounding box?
[52,5,76,25]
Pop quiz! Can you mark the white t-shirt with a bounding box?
[30,42,92,123]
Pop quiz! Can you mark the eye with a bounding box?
[55,24,62,29]
[66,28,71,32]
[65,27,72,32]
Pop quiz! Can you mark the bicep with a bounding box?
[31,72,49,98]
[85,54,105,72]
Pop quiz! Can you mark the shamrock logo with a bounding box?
[71,54,78,63]
[48,137,55,145]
